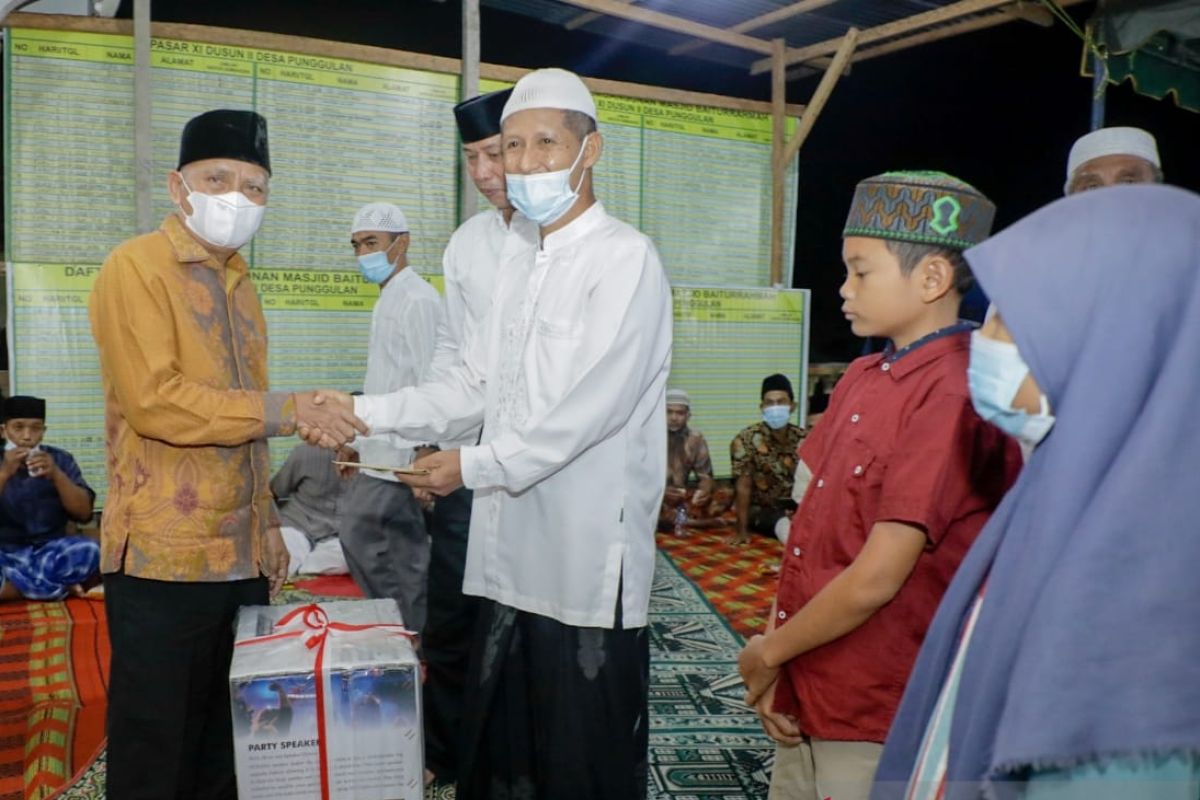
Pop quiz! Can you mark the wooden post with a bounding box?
[460,0,480,221]
[769,38,787,288]
[778,28,859,172]
[133,0,153,233]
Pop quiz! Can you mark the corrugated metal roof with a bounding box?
[482,0,1003,71]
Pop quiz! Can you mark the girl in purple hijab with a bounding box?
[872,184,1200,800]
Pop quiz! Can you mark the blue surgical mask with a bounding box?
[968,330,1055,448]
[356,238,402,284]
[505,135,590,226]
[763,405,792,430]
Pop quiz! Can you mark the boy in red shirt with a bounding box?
[738,172,1021,800]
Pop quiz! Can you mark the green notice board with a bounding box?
[670,287,809,478]
[3,26,805,499]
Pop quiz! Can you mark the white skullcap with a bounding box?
[351,202,409,235]
[501,68,597,124]
[666,389,690,408]
[1065,127,1160,192]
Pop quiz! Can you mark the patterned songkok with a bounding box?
[843,171,995,250]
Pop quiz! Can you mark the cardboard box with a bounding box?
[229,599,422,800]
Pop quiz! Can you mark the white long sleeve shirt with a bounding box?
[356,266,443,482]
[355,202,673,628]
[427,208,537,450]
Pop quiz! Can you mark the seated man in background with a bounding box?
[659,389,731,529]
[730,374,805,545]
[270,442,352,577]
[0,395,98,600]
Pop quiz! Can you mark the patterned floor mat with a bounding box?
[0,598,108,800]
[656,527,782,639]
[647,550,773,798]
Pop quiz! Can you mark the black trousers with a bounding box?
[339,476,429,631]
[421,486,481,783]
[105,572,268,800]
[457,596,650,800]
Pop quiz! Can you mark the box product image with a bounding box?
[230,599,422,800]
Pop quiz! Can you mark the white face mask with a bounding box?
[505,134,590,226]
[968,330,1056,450]
[178,175,266,250]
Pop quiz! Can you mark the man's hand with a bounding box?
[262,525,289,597]
[412,447,439,506]
[413,488,436,511]
[692,488,712,509]
[313,390,354,411]
[25,450,57,479]
[395,450,463,497]
[334,446,359,479]
[295,390,367,449]
[739,633,780,706]
[754,679,804,746]
[1,447,28,479]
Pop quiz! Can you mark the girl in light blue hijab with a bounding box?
[873,184,1200,800]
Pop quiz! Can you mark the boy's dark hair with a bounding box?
[884,240,975,296]
[562,110,597,143]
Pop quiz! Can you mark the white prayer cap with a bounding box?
[351,202,409,235]
[501,68,597,124]
[666,389,690,408]
[1065,127,1160,192]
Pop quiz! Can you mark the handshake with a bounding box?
[293,390,365,449]
[292,390,464,497]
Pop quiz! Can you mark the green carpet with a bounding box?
[647,549,774,798]
[55,551,773,799]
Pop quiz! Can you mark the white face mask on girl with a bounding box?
[967,330,1056,450]
[177,175,266,250]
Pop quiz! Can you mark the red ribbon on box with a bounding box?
[235,603,415,800]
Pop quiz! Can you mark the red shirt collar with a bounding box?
[867,322,975,381]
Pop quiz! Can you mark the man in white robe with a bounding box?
[305,68,672,799]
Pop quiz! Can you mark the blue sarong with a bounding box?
[0,536,99,600]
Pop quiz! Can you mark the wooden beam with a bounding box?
[565,12,600,30]
[671,0,840,57]
[777,27,858,170]
[751,0,1012,74]
[788,53,844,81]
[769,38,787,287]
[550,0,776,55]
[0,0,35,26]
[5,13,804,115]
[848,0,1090,62]
[564,0,635,32]
[1009,1,1055,27]
[851,10,1018,62]
[484,61,808,116]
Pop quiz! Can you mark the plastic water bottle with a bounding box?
[673,504,688,537]
[26,445,44,477]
